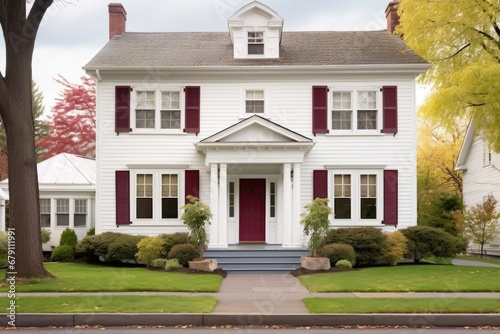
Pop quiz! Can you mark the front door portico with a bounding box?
[239,178,266,243]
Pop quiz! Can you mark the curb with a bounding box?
[2,313,500,328]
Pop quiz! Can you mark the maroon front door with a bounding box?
[239,179,266,243]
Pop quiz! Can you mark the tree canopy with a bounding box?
[37,76,96,160]
[399,0,500,151]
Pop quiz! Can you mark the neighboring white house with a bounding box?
[456,121,500,256]
[83,1,428,248]
[0,153,95,251]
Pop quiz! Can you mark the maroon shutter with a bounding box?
[184,170,200,204]
[382,86,398,134]
[384,170,398,226]
[312,86,329,135]
[115,86,131,133]
[115,171,131,225]
[184,86,200,134]
[313,170,328,199]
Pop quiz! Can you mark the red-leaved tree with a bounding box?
[38,75,96,160]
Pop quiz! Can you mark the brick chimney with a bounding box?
[385,1,400,34]
[109,3,127,39]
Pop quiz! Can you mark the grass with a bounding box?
[11,296,218,313]
[299,264,500,292]
[304,298,500,314]
[0,262,222,292]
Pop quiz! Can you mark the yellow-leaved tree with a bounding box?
[398,0,500,151]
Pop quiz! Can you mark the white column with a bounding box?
[292,163,302,247]
[208,163,219,248]
[218,163,228,248]
[282,163,293,247]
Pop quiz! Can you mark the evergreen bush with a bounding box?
[50,245,75,262]
[165,259,183,271]
[168,243,198,267]
[151,258,168,269]
[382,231,408,266]
[318,243,356,266]
[136,236,166,267]
[159,232,189,256]
[60,228,78,248]
[335,259,353,269]
[41,228,51,244]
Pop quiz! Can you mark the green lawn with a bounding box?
[304,298,500,314]
[299,264,500,292]
[11,296,217,313]
[0,263,222,292]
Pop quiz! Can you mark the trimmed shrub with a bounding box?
[335,259,353,269]
[86,227,96,236]
[60,228,78,248]
[0,232,7,266]
[168,243,198,267]
[76,232,143,262]
[159,232,189,256]
[151,258,168,269]
[136,236,166,267]
[318,243,356,267]
[382,231,408,266]
[402,226,468,263]
[324,227,387,267]
[50,245,75,262]
[165,259,183,271]
[41,228,51,244]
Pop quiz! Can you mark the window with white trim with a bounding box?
[270,182,276,218]
[330,89,380,133]
[229,182,235,218]
[133,89,183,132]
[133,170,182,221]
[246,90,265,114]
[56,199,70,226]
[248,32,264,55]
[330,170,382,223]
[40,199,51,228]
[360,174,377,219]
[74,199,88,227]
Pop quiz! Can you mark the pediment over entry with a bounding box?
[199,115,313,144]
[196,115,314,165]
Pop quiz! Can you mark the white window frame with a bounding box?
[329,169,383,225]
[40,198,51,228]
[328,87,383,135]
[131,169,185,224]
[240,87,268,118]
[50,197,90,229]
[247,31,265,56]
[130,87,185,134]
[73,199,88,228]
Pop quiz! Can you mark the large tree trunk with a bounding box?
[0,0,54,279]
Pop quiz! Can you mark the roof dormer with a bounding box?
[228,1,284,59]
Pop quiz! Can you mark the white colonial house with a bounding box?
[0,153,96,250]
[456,121,500,256]
[83,1,428,249]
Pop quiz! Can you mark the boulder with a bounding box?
[300,256,331,271]
[188,259,218,272]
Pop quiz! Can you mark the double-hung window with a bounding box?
[134,89,183,132]
[40,199,51,228]
[331,89,380,133]
[246,90,265,114]
[134,171,181,221]
[248,32,264,55]
[331,170,382,223]
[56,199,70,227]
[74,199,88,227]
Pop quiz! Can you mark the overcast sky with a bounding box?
[1,0,395,112]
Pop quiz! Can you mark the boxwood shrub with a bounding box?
[76,232,143,263]
[159,232,189,256]
[318,243,356,267]
[168,243,198,267]
[50,245,76,262]
[323,227,387,267]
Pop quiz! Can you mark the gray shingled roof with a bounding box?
[84,30,426,69]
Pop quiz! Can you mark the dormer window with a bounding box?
[248,32,264,55]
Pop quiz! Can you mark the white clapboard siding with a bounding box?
[96,73,418,235]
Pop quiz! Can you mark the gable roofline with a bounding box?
[228,1,284,44]
[199,114,313,144]
[455,120,475,171]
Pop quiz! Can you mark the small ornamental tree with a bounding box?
[300,198,332,257]
[181,196,213,259]
[455,195,500,258]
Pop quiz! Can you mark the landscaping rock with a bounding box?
[300,256,331,271]
[188,259,218,272]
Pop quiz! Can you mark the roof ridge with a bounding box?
[63,153,94,185]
